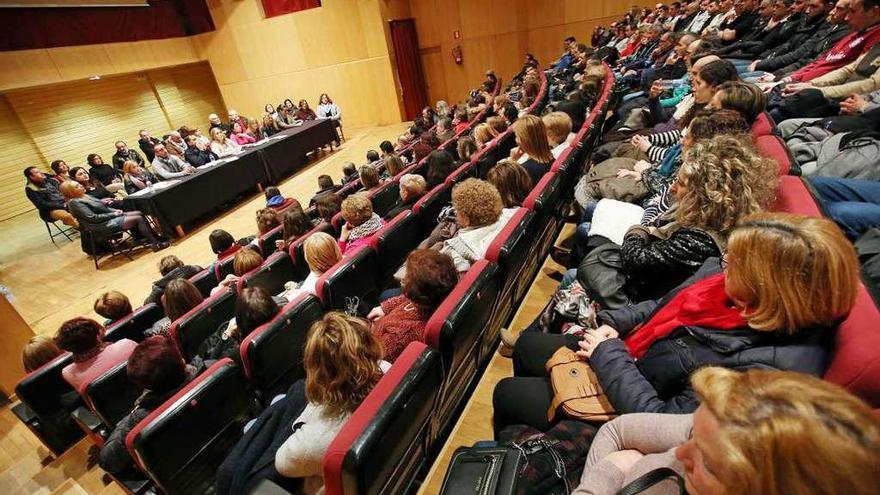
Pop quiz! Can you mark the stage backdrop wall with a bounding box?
[0,62,224,221]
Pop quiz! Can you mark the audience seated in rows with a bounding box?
[512,115,556,185]
[93,291,132,327]
[55,317,137,392]
[338,194,385,254]
[276,207,314,251]
[195,287,279,367]
[144,255,203,306]
[150,278,204,336]
[310,175,341,206]
[280,232,342,300]
[21,335,63,373]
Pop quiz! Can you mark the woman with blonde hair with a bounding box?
[212,247,264,295]
[512,115,555,185]
[487,160,534,208]
[122,160,157,194]
[571,367,880,495]
[275,312,385,492]
[338,193,385,254]
[210,126,241,158]
[22,335,64,373]
[280,232,342,300]
[494,212,860,431]
[473,123,497,148]
[381,155,405,179]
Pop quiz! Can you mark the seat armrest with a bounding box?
[11,402,37,425]
[71,406,106,436]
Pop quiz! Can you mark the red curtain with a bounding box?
[390,19,428,121]
[0,0,214,51]
[261,0,320,18]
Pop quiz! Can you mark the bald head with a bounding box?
[693,54,721,71]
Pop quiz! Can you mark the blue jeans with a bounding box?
[809,177,880,239]
[725,58,755,73]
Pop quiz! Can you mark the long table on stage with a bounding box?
[123,119,337,237]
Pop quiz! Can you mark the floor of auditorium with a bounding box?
[0,123,566,494]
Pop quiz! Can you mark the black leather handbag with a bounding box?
[615,467,687,495]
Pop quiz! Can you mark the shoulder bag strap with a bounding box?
[615,467,686,495]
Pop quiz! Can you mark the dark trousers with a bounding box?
[768,88,841,123]
[493,332,579,434]
[809,176,880,239]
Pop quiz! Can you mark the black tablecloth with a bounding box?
[257,119,338,183]
[122,120,338,237]
[123,149,267,237]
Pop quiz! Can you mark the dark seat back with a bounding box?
[170,289,238,361]
[412,184,451,236]
[288,222,336,282]
[524,172,564,258]
[189,268,218,298]
[369,181,401,218]
[105,304,164,344]
[214,253,238,282]
[14,353,84,454]
[424,260,501,436]
[315,246,379,316]
[83,361,142,427]
[485,208,537,333]
[257,224,284,257]
[323,343,444,495]
[240,294,324,399]
[238,251,296,296]
[126,359,254,495]
[369,211,422,287]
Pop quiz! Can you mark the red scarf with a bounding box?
[624,273,746,359]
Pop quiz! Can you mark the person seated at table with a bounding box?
[138,130,162,163]
[55,317,137,391]
[262,187,297,213]
[111,141,145,171]
[22,335,63,373]
[316,193,342,224]
[98,335,196,476]
[246,118,264,141]
[279,232,342,300]
[87,153,125,194]
[229,122,256,146]
[493,212,860,431]
[367,249,458,362]
[210,127,242,158]
[381,155,406,180]
[274,105,300,130]
[262,114,279,138]
[60,180,168,251]
[164,131,187,159]
[543,111,575,158]
[295,99,317,121]
[208,113,231,135]
[228,109,249,133]
[511,115,556,185]
[213,247,264,295]
[122,160,157,194]
[70,166,120,205]
[183,135,218,168]
[425,149,457,189]
[572,366,880,495]
[437,118,455,142]
[196,287,279,367]
[24,166,79,229]
[283,98,295,113]
[274,312,385,492]
[358,165,382,193]
[487,160,533,208]
[341,162,359,184]
[338,193,385,254]
[386,174,426,218]
[317,93,342,133]
[50,159,70,183]
[93,290,132,326]
[152,143,195,180]
[144,255,203,306]
[275,205,314,251]
[310,175,341,206]
[150,278,204,336]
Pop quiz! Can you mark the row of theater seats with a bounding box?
[10,65,592,494]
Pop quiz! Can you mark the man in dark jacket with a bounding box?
[752,0,851,76]
[24,166,79,229]
[111,141,145,171]
[183,135,219,167]
[138,130,162,163]
[750,0,829,61]
[144,255,203,306]
[98,336,195,475]
[722,0,802,60]
[309,175,342,207]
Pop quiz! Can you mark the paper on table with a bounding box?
[128,179,180,196]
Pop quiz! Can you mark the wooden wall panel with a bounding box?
[150,64,228,131]
[0,96,47,221]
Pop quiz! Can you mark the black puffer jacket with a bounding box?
[143,264,204,305]
[759,12,826,61]
[620,225,721,301]
[590,259,832,415]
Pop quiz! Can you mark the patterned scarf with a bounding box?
[348,213,384,242]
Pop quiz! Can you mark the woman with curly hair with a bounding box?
[496,212,860,431]
[338,193,385,254]
[275,311,385,492]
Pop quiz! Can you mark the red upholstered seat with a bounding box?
[125,359,254,495]
[323,342,443,495]
[825,284,880,408]
[751,112,774,137]
[756,135,792,176]
[170,288,237,361]
[769,176,822,217]
[412,183,452,236]
[240,293,323,401]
